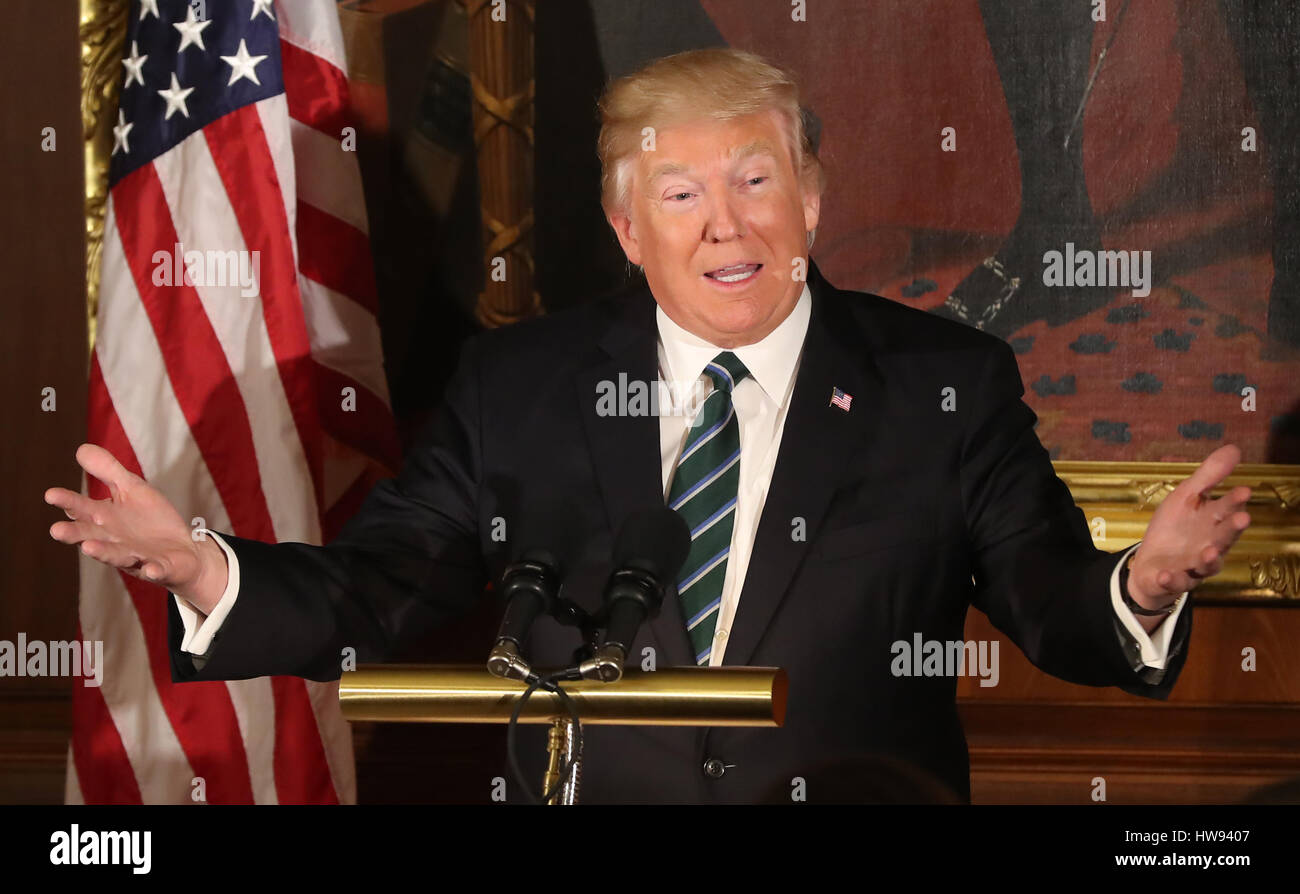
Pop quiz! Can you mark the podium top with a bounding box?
[339,664,787,727]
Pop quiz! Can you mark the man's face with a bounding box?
[608,109,821,348]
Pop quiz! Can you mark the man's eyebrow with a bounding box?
[647,141,781,183]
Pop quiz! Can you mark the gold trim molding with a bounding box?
[80,0,129,358]
[1055,460,1300,603]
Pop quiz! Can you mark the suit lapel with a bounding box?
[574,284,695,668]
[723,264,886,667]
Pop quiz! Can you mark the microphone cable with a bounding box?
[505,670,584,805]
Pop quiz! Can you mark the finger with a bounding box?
[1180,444,1242,501]
[75,443,137,499]
[1211,485,1252,519]
[1185,544,1222,581]
[1207,510,1251,555]
[44,486,96,520]
[80,539,144,570]
[49,519,105,545]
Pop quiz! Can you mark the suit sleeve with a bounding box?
[169,335,490,683]
[960,337,1191,699]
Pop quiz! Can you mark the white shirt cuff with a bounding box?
[173,530,241,656]
[1109,541,1187,670]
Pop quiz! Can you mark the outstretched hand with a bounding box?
[1128,444,1252,610]
[45,443,228,614]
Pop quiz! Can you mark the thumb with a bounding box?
[75,443,136,498]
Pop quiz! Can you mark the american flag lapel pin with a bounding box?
[830,386,853,412]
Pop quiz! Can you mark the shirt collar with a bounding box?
[655,282,811,405]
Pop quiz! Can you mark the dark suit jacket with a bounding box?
[169,261,1190,803]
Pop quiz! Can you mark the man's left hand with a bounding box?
[1128,444,1252,611]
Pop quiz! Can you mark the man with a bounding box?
[47,48,1251,803]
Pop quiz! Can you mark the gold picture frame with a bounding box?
[79,0,1300,604]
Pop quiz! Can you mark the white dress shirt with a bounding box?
[177,281,1184,670]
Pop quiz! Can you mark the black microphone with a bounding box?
[582,507,691,682]
[487,548,564,681]
[486,497,583,681]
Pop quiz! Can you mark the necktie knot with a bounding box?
[704,351,750,395]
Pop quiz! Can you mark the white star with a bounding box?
[220,39,268,87]
[121,40,147,88]
[139,0,159,21]
[251,0,276,22]
[112,110,133,156]
[157,72,195,120]
[173,6,213,54]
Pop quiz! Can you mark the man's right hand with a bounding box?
[45,443,229,615]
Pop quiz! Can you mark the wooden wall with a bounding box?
[0,0,86,805]
[959,606,1300,803]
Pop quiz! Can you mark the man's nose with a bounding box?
[703,194,744,242]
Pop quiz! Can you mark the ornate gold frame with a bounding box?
[79,0,128,357]
[79,1,1300,603]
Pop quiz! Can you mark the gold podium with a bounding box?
[339,664,787,804]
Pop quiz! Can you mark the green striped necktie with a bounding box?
[667,351,749,665]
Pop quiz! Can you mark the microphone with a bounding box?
[581,508,691,682]
[486,497,583,681]
[486,547,564,681]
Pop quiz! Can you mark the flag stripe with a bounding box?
[315,363,403,472]
[300,274,390,406]
[69,616,142,805]
[203,106,326,510]
[297,200,380,315]
[270,676,338,804]
[291,118,368,234]
[279,38,350,140]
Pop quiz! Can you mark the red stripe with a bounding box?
[315,361,402,472]
[297,200,380,315]
[70,616,142,804]
[86,354,257,804]
[280,38,351,140]
[203,107,326,510]
[111,166,277,543]
[270,677,338,804]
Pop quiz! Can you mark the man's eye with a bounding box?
[746,177,767,186]
[668,192,694,201]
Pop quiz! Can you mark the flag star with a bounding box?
[157,72,196,120]
[112,110,133,156]
[220,39,268,87]
[173,6,213,54]
[139,0,159,21]
[121,40,147,88]
[251,0,276,22]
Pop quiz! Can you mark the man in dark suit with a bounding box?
[47,48,1252,803]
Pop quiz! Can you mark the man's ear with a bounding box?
[607,211,642,267]
[801,180,822,237]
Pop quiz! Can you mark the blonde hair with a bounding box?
[597,48,826,217]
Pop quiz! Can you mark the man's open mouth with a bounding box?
[703,263,762,283]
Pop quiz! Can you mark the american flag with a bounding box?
[830,386,853,412]
[70,0,400,804]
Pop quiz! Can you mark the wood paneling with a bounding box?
[0,0,85,804]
